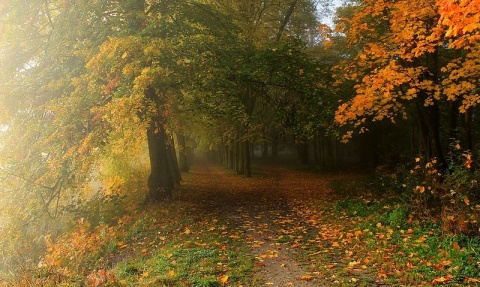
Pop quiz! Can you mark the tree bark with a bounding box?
[176,133,189,172]
[146,119,174,202]
[275,0,299,42]
[144,87,176,202]
[167,135,181,185]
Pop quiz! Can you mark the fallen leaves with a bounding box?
[219,274,229,285]
[299,275,314,281]
[431,274,454,285]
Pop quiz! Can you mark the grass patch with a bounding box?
[319,175,480,286]
[27,199,257,287]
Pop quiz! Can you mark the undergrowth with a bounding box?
[324,174,480,286]
[14,199,255,287]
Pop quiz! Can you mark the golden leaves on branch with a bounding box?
[334,0,480,140]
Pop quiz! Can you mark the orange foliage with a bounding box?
[335,0,480,136]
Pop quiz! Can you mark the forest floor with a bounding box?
[27,158,480,286]
[178,159,343,287]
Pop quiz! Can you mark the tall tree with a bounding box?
[334,0,480,168]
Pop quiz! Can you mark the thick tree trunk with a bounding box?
[146,121,174,202]
[144,87,176,202]
[416,98,447,169]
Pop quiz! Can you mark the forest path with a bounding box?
[179,159,344,287]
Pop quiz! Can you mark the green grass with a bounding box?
[322,176,480,286]
[30,200,257,287]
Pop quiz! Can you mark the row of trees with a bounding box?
[0,0,329,276]
[0,0,339,205]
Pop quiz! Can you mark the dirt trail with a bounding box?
[179,159,342,287]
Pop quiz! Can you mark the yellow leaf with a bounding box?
[168,270,175,277]
[141,248,147,254]
[185,228,191,235]
[219,274,229,284]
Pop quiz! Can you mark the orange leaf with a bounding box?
[299,275,313,281]
[431,274,453,284]
[452,242,461,250]
[377,270,388,279]
[219,274,229,284]
[416,235,427,243]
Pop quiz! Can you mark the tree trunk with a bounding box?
[297,138,309,164]
[416,97,447,169]
[146,120,174,202]
[228,146,234,170]
[271,132,278,159]
[262,127,268,158]
[465,110,473,151]
[145,88,174,202]
[176,133,189,172]
[243,140,251,178]
[235,135,241,173]
[167,135,181,185]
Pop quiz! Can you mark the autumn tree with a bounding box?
[334,0,480,169]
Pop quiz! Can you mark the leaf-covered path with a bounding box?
[32,157,480,286]
[179,159,344,286]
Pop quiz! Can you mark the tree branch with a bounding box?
[275,0,299,42]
